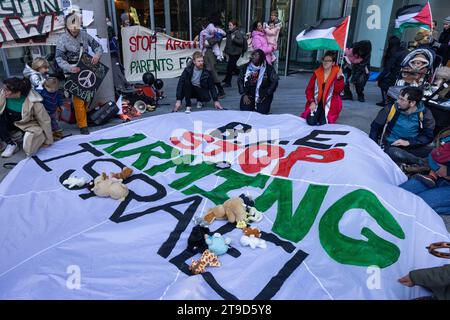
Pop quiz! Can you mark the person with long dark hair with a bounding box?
[301,51,344,125]
[238,49,278,114]
[0,77,53,158]
[376,36,409,107]
[251,21,275,66]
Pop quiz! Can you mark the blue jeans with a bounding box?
[400,178,450,215]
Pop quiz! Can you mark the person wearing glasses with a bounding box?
[301,51,344,125]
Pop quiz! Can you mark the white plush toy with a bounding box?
[63,176,87,189]
[246,207,263,223]
[240,235,267,249]
[92,173,129,201]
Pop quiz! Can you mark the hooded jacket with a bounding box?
[224,27,244,56]
[251,30,274,65]
[23,64,47,91]
[0,90,53,156]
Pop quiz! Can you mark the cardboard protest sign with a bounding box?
[63,53,109,103]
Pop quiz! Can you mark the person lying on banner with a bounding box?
[0,77,53,158]
[173,51,223,114]
[300,51,344,125]
[56,11,103,135]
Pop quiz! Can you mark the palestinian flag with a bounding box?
[394,3,432,34]
[296,16,350,51]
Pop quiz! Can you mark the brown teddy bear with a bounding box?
[111,167,133,181]
[203,197,248,224]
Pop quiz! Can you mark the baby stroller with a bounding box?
[387,47,436,101]
[423,66,450,135]
[111,53,166,115]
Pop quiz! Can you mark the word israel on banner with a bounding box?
[0,111,448,299]
[122,25,199,81]
[0,0,65,43]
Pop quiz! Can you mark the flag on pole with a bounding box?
[394,2,433,34]
[296,16,350,51]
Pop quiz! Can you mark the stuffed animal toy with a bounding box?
[189,249,221,275]
[187,225,210,253]
[92,173,129,201]
[203,197,248,224]
[240,235,267,249]
[245,207,263,223]
[111,167,133,181]
[236,220,247,229]
[63,176,87,189]
[205,233,231,256]
[243,227,261,238]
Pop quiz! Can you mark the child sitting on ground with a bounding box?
[199,23,226,61]
[22,57,50,92]
[414,136,450,187]
[40,77,64,140]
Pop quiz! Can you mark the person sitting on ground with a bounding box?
[22,57,50,92]
[399,264,450,300]
[301,51,344,125]
[369,87,435,167]
[0,77,53,158]
[238,49,278,114]
[173,51,223,114]
[40,77,64,141]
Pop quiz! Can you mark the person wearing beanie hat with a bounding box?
[40,77,63,140]
[55,11,103,135]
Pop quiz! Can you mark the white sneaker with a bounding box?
[196,102,203,109]
[185,107,192,114]
[1,142,19,158]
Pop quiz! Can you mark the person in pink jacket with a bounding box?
[251,21,274,65]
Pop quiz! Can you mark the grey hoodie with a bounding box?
[56,30,103,73]
[23,64,47,91]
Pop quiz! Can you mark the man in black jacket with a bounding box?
[432,16,450,65]
[238,49,278,114]
[173,51,223,113]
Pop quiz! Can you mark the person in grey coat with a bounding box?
[222,20,245,87]
[399,264,450,300]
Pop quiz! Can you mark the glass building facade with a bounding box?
[1,0,449,78]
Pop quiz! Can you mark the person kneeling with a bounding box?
[173,51,223,113]
[0,77,53,158]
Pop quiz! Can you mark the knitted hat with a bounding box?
[43,77,59,93]
[443,16,450,24]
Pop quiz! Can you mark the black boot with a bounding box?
[216,83,225,99]
[376,89,387,107]
[341,85,353,100]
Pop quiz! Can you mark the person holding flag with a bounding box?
[301,51,344,125]
[296,17,349,123]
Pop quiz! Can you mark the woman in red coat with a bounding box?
[301,51,345,125]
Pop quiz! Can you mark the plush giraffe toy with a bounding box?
[189,249,221,275]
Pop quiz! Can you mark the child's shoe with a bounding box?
[414,172,438,188]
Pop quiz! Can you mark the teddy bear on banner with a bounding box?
[201,194,263,226]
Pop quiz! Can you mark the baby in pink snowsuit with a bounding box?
[199,23,226,61]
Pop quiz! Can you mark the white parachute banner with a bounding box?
[0,111,448,300]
